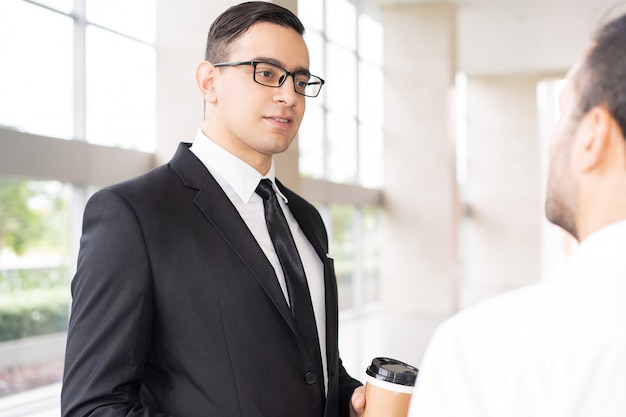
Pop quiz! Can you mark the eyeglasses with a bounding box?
[213,61,325,98]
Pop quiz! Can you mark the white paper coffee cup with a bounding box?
[362,357,418,417]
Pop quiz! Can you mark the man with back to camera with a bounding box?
[408,10,626,417]
[61,2,366,416]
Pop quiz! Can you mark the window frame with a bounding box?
[297,0,384,313]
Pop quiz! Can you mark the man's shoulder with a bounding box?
[102,163,171,195]
[87,144,198,209]
[104,143,197,193]
[440,280,558,343]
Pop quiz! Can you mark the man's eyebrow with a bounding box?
[253,56,310,75]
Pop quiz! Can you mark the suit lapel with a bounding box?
[171,145,335,378]
[170,144,294,329]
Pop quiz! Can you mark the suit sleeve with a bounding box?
[61,189,168,417]
[337,357,363,417]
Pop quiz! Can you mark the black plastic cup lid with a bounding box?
[366,357,418,387]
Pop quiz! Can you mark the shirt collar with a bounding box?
[190,130,288,204]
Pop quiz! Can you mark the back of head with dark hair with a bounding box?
[578,12,626,137]
[204,1,305,63]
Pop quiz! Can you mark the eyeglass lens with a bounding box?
[253,62,322,97]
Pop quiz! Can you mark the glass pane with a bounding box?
[327,113,357,183]
[298,0,324,32]
[326,0,356,49]
[86,25,157,152]
[359,125,383,188]
[327,44,357,116]
[299,104,325,179]
[361,205,381,304]
[329,204,356,311]
[0,0,73,139]
[304,30,325,80]
[0,179,72,396]
[31,0,72,13]
[86,0,156,43]
[358,61,383,127]
[358,13,383,64]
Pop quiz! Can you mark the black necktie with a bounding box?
[255,179,324,389]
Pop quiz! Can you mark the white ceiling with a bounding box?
[367,0,626,76]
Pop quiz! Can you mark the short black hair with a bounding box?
[205,1,305,63]
[578,12,626,137]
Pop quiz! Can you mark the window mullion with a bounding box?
[73,0,86,141]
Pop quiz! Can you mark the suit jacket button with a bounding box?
[304,372,318,384]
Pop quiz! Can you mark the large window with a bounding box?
[0,0,156,151]
[298,0,384,188]
[0,0,155,407]
[0,179,72,397]
[298,0,384,312]
[0,1,74,138]
[322,204,382,311]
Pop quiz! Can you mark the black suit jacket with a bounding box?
[61,143,362,417]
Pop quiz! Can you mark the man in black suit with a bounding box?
[61,2,365,416]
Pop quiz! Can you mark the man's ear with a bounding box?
[195,61,219,103]
[576,106,613,172]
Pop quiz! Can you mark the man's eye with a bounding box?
[295,75,310,87]
[257,70,275,79]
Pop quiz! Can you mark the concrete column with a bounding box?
[382,4,459,315]
[461,75,543,307]
[156,0,239,164]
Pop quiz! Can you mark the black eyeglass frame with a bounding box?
[213,60,325,98]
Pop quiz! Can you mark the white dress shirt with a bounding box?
[409,220,626,417]
[190,130,328,390]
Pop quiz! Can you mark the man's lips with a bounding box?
[266,116,292,123]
